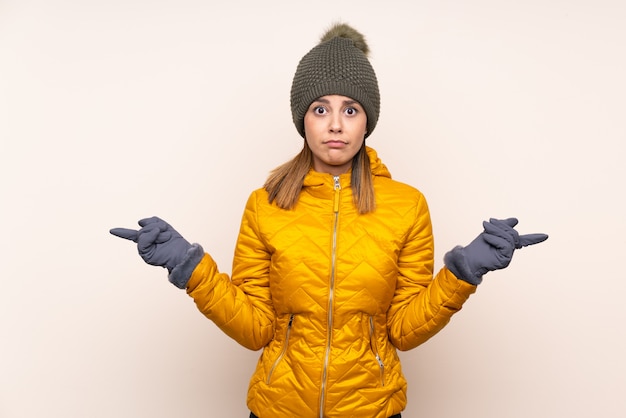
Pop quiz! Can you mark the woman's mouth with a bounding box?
[325,140,347,148]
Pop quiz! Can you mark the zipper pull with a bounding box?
[333,176,341,213]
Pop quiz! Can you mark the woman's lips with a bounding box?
[325,140,347,148]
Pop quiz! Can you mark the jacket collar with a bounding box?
[302,146,391,189]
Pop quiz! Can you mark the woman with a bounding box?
[111,23,547,418]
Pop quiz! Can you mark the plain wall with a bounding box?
[1,0,625,417]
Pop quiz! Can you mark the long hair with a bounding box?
[264,142,376,214]
[350,144,376,213]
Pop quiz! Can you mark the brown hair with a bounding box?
[264,142,375,214]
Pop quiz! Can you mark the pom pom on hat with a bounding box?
[290,23,380,139]
[320,23,370,56]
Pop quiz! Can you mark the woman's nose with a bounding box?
[329,115,342,132]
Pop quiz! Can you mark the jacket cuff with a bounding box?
[444,245,483,285]
[168,243,205,289]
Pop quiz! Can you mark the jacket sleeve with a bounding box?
[186,191,275,351]
[386,192,477,351]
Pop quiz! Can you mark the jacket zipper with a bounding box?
[369,316,385,386]
[319,175,341,418]
[266,314,294,385]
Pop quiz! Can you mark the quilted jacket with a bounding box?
[186,147,476,418]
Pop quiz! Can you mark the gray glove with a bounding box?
[110,217,204,288]
[444,218,548,285]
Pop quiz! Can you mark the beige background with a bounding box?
[1,0,625,417]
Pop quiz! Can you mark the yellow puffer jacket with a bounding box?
[186,147,476,418]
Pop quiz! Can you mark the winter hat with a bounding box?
[290,23,380,138]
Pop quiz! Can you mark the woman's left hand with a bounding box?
[444,218,548,285]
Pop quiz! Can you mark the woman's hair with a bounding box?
[350,144,376,213]
[264,142,376,214]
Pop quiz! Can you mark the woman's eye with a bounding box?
[345,107,357,115]
[314,106,326,115]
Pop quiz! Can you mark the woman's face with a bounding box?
[304,95,367,175]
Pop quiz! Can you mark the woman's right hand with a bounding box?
[110,216,192,273]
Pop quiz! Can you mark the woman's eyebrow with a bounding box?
[311,98,359,106]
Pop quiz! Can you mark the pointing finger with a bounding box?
[518,233,549,247]
[109,228,139,242]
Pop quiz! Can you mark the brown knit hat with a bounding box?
[290,23,380,138]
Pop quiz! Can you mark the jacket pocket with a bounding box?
[266,314,295,385]
[369,316,385,387]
